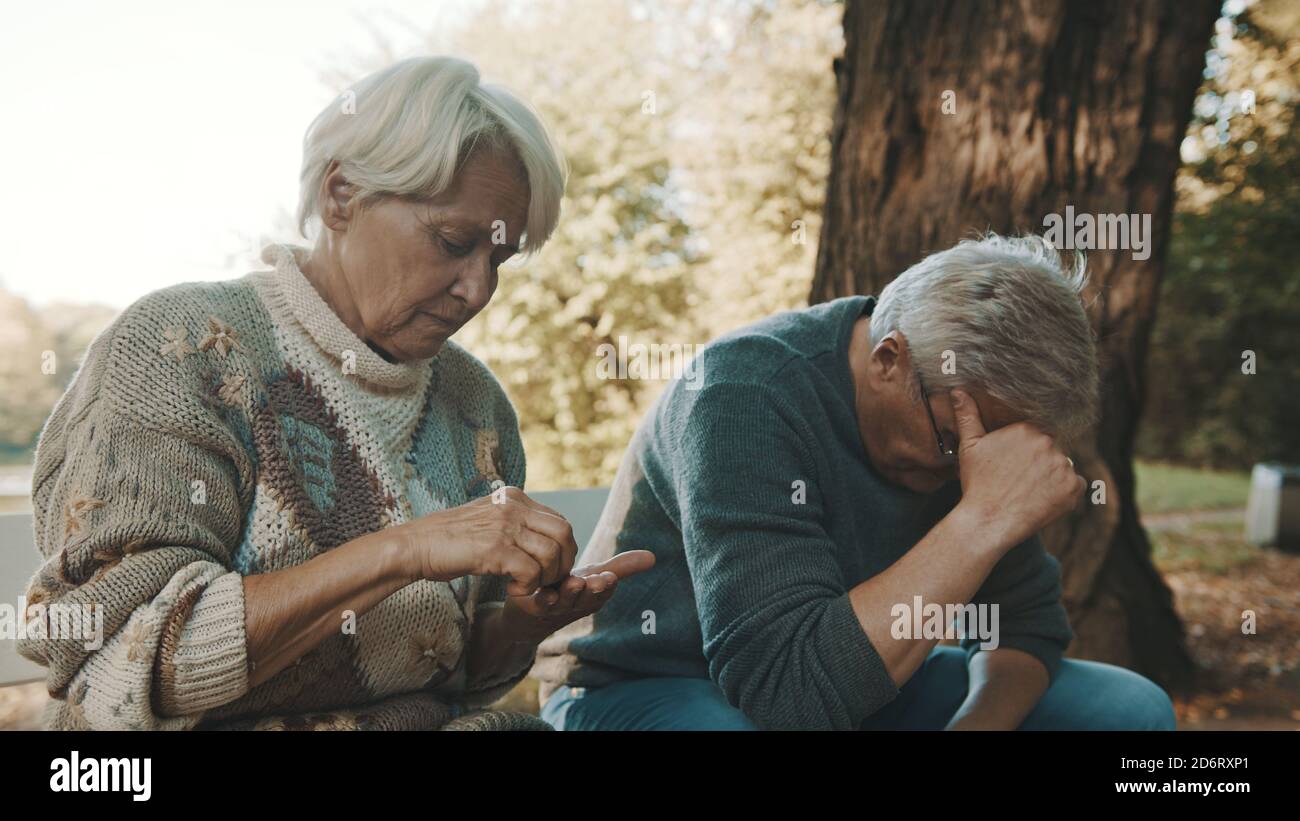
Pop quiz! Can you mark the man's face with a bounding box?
[852,321,1023,494]
[875,380,1022,493]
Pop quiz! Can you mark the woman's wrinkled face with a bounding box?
[327,148,530,362]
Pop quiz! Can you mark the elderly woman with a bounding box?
[18,56,652,731]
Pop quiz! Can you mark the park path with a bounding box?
[1142,507,1245,532]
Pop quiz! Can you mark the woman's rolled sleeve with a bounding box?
[50,561,251,729]
[152,566,250,717]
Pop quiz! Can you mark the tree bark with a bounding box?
[812,0,1220,690]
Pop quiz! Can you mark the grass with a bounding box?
[1134,461,1252,514]
[1151,520,1259,575]
[1137,462,1256,576]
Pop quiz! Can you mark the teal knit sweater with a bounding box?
[534,296,1073,730]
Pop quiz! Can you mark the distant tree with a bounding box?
[0,287,115,461]
[674,0,842,338]
[424,0,701,489]
[336,0,841,489]
[1140,0,1300,468]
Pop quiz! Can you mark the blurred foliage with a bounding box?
[419,0,841,488]
[1133,461,1251,514]
[0,289,114,463]
[1138,0,1300,469]
[1151,521,1259,576]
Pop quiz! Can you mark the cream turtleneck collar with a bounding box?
[259,243,430,391]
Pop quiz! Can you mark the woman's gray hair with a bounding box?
[871,232,1100,444]
[297,56,567,253]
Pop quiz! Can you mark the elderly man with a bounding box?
[535,233,1177,731]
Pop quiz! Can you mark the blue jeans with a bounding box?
[541,646,1177,730]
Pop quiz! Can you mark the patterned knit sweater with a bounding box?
[17,243,547,731]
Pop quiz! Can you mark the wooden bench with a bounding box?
[0,487,611,689]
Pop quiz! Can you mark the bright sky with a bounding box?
[0,0,469,308]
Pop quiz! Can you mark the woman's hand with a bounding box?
[397,486,580,595]
[500,550,657,644]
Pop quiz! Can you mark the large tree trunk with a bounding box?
[812,0,1219,691]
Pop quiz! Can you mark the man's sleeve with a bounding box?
[959,534,1074,681]
[669,382,900,730]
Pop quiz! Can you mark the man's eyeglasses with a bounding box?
[915,369,957,460]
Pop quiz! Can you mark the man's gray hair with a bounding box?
[297,56,567,253]
[871,233,1100,444]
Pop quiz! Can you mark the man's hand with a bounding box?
[950,389,1084,551]
[501,550,656,644]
